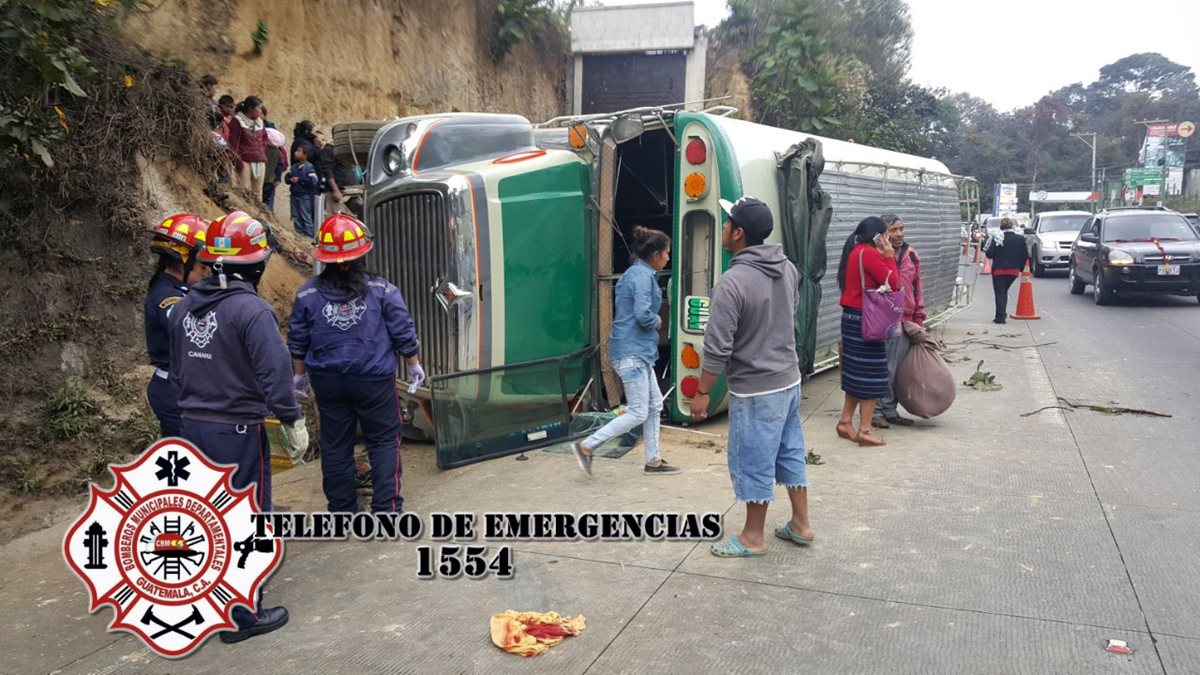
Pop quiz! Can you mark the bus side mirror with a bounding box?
[610,114,644,144]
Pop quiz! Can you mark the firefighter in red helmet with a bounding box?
[168,209,306,643]
[144,214,208,438]
[287,214,422,513]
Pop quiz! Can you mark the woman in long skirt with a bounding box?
[835,217,900,446]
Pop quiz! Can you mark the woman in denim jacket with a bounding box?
[573,226,681,476]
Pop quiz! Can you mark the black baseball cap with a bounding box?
[719,196,773,241]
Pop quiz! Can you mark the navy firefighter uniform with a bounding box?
[168,209,308,644]
[287,213,423,514]
[143,214,209,438]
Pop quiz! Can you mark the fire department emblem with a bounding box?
[322,299,367,331]
[183,311,218,349]
[63,438,283,658]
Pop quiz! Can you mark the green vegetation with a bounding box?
[722,5,1198,206]
[944,53,1200,211]
[722,0,955,156]
[489,0,568,63]
[14,468,41,496]
[963,361,1002,392]
[46,380,96,440]
[251,19,269,55]
[0,0,150,168]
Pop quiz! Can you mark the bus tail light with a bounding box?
[685,137,707,164]
[684,172,707,199]
[680,376,700,399]
[681,344,701,369]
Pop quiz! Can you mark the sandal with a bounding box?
[836,421,858,442]
[571,442,593,478]
[857,429,886,447]
[710,536,767,558]
[774,522,814,547]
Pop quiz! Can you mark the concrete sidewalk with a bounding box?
[4,287,1192,673]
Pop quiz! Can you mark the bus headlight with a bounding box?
[383,145,404,175]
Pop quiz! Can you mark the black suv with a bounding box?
[1068,207,1200,305]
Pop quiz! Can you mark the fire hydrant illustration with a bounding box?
[84,521,109,570]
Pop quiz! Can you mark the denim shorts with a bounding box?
[726,384,807,503]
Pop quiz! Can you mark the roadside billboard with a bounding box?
[993,183,1018,215]
[1140,122,1192,196]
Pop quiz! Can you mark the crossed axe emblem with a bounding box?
[140,604,203,639]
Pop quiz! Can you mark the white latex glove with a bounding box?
[406,362,426,394]
[282,418,309,464]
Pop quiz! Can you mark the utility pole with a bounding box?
[1071,132,1098,212]
[1134,119,1170,206]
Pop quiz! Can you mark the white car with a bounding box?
[1025,210,1091,276]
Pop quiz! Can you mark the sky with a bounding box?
[590,0,1200,112]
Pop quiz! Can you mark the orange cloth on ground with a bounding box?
[490,610,587,657]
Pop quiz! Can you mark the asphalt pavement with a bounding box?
[4,269,1200,674]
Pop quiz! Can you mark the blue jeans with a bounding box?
[263,181,278,213]
[726,384,807,503]
[584,357,662,463]
[290,193,315,238]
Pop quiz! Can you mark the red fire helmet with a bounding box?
[312,214,373,264]
[145,214,209,264]
[198,211,272,265]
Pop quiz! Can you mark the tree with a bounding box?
[942,52,1200,211]
[722,0,924,140]
[1095,53,1199,100]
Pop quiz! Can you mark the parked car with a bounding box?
[982,214,1027,239]
[1025,210,1091,276]
[1068,207,1200,305]
[1184,212,1199,233]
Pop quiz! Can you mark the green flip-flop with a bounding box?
[710,537,767,558]
[774,522,814,546]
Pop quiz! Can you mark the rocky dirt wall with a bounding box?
[124,0,567,135]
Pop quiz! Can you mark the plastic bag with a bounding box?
[895,322,956,418]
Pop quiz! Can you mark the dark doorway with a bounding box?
[581,52,687,114]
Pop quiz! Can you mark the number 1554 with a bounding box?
[416,545,514,579]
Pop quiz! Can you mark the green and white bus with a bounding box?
[360,108,968,467]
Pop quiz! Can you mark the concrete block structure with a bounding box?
[569,1,708,115]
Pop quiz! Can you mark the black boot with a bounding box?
[219,606,289,644]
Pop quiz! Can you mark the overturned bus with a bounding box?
[358,108,969,467]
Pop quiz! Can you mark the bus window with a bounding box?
[681,210,714,333]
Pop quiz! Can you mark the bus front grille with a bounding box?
[368,191,457,378]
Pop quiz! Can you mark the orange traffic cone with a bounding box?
[1010,262,1040,320]
[981,256,992,275]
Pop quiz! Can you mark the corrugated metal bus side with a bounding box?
[814,171,961,361]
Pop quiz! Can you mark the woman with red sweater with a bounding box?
[836,217,900,446]
[227,95,268,202]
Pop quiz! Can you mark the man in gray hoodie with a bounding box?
[690,196,815,557]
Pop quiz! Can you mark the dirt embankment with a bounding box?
[705,38,755,121]
[0,0,566,543]
[124,0,567,135]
